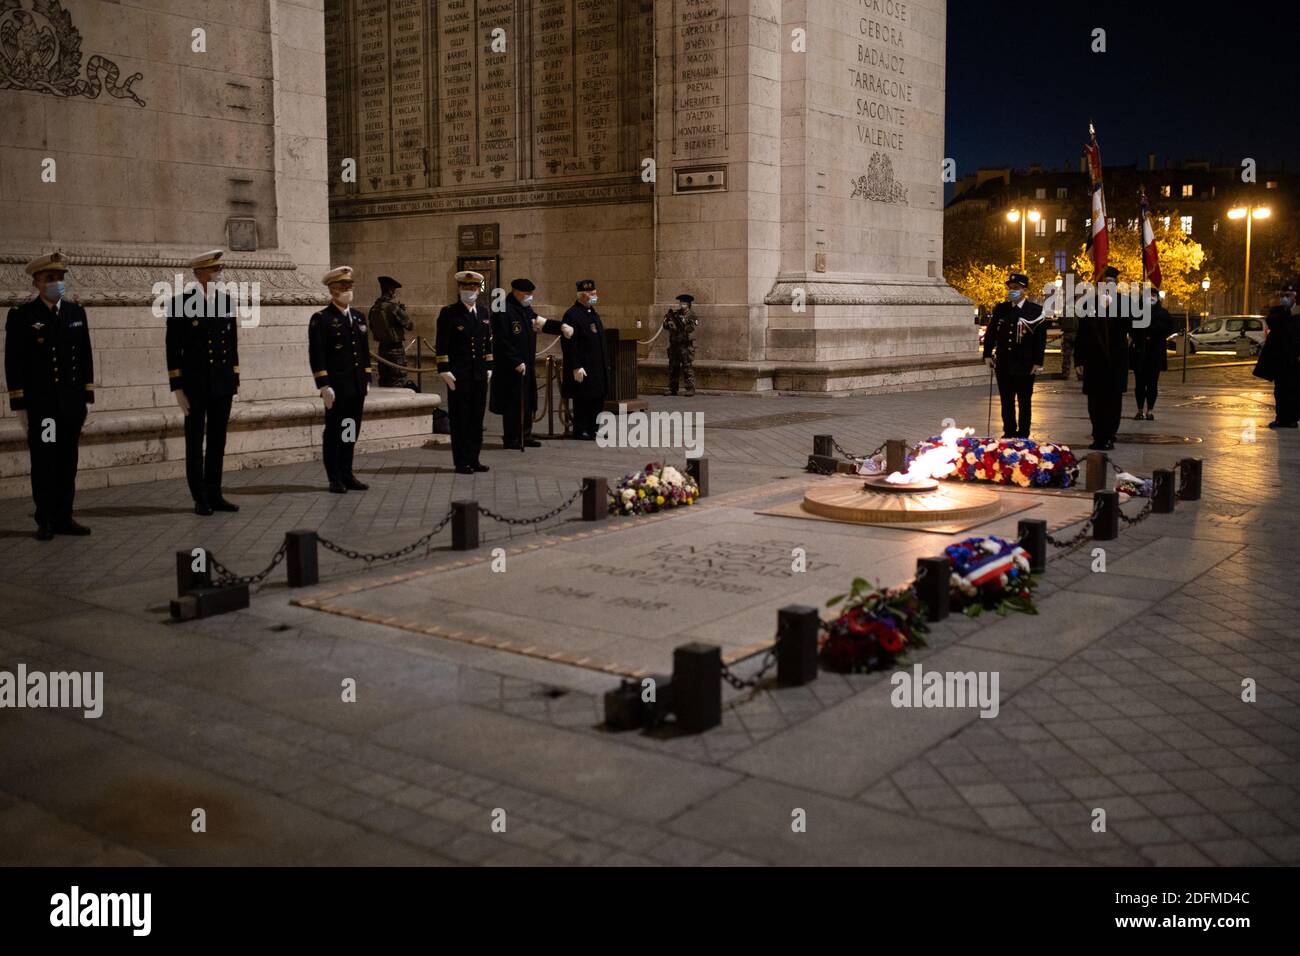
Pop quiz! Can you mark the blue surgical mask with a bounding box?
[1283,296,1295,308]
[522,295,534,307]
[587,294,598,306]
[460,291,478,307]
[1008,289,1023,301]
[44,280,65,301]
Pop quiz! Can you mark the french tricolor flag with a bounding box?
[1140,191,1162,288]
[1085,125,1108,276]
[962,546,1028,587]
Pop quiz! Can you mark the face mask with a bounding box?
[44,280,65,300]
[522,295,534,307]
[1008,289,1022,301]
[1283,296,1295,309]
[333,290,354,307]
[460,291,478,306]
[586,294,598,306]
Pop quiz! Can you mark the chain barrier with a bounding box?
[1119,497,1154,527]
[210,541,288,588]
[1045,499,1104,555]
[831,438,886,463]
[805,456,840,476]
[720,644,777,691]
[317,508,457,565]
[478,484,586,527]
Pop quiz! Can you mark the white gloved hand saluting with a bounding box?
[516,363,526,374]
[532,317,545,332]
[574,368,587,383]
[320,386,336,409]
[560,323,574,339]
[440,371,456,390]
[175,390,191,415]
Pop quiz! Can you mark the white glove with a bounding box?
[440,371,456,390]
[175,390,191,415]
[532,317,545,332]
[561,323,574,339]
[320,386,335,409]
[1030,365,1043,375]
[574,368,587,383]
[516,363,526,374]
[984,357,995,370]
[487,370,493,382]
[17,410,27,431]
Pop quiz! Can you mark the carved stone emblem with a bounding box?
[0,0,145,107]
[850,152,908,205]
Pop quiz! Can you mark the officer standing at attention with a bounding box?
[982,272,1046,439]
[436,270,493,473]
[368,275,412,388]
[545,279,607,440]
[167,249,240,515]
[1074,265,1131,450]
[664,293,700,397]
[1130,285,1174,421]
[1253,279,1300,429]
[4,252,95,540]
[309,266,373,493]
[490,278,542,449]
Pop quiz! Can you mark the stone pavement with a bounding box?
[1,364,1297,866]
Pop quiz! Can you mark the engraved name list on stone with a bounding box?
[390,0,430,190]
[673,0,727,156]
[356,0,392,189]
[848,0,912,155]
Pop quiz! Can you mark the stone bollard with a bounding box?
[1177,458,1203,501]
[776,605,820,687]
[582,477,607,521]
[915,556,950,622]
[1152,469,1177,514]
[451,500,479,550]
[1018,519,1048,574]
[285,530,319,588]
[885,438,907,475]
[1092,490,1120,541]
[1085,452,1109,492]
[812,434,834,458]
[672,642,721,734]
[176,548,212,598]
[685,457,709,498]
[170,583,250,621]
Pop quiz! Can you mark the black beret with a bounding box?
[1102,266,1120,280]
[676,293,695,303]
[377,275,401,291]
[1005,273,1029,288]
[576,279,596,292]
[511,278,535,292]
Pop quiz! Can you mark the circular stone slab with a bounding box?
[801,481,1000,524]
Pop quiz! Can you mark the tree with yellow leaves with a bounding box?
[1070,219,1206,310]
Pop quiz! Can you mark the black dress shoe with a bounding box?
[1103,440,1116,450]
[454,465,476,474]
[502,442,524,450]
[194,501,214,516]
[210,497,240,512]
[524,438,542,448]
[1133,410,1146,420]
[34,525,54,542]
[342,477,369,491]
[328,481,348,493]
[473,463,490,472]
[53,520,91,536]
[1145,411,1155,421]
[1088,441,1107,451]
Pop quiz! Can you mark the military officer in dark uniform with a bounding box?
[308,266,373,493]
[368,275,412,388]
[436,270,493,473]
[1253,279,1300,429]
[1074,265,1132,450]
[544,279,607,440]
[665,293,700,396]
[167,249,240,515]
[490,277,542,449]
[982,272,1046,438]
[4,252,95,540]
[1130,285,1174,421]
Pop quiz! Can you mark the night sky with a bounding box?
[944,0,1299,180]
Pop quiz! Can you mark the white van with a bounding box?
[1168,316,1266,355]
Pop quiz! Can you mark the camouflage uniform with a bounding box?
[664,303,699,396]
[368,281,412,387]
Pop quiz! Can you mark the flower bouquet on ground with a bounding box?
[1114,471,1152,499]
[820,578,928,673]
[914,436,1079,489]
[608,463,700,516]
[945,535,1039,617]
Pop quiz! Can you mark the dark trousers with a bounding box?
[185,393,233,503]
[1133,372,1160,411]
[26,404,87,527]
[1276,376,1300,425]
[448,377,488,468]
[322,390,365,481]
[995,370,1034,437]
[571,394,603,438]
[1087,389,1124,444]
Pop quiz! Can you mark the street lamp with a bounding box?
[1201,276,1210,319]
[1227,206,1271,313]
[1007,207,1041,271]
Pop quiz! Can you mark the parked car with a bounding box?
[1167,315,1265,355]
